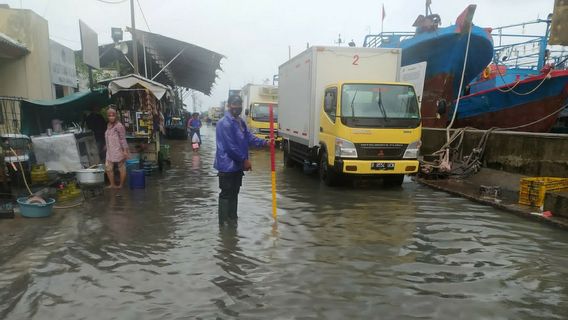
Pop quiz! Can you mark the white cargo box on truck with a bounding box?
[278,46,402,148]
[241,84,278,110]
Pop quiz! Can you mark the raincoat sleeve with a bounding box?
[245,126,267,148]
[219,121,248,161]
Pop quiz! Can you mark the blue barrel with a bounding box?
[129,169,145,189]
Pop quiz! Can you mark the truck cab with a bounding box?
[241,84,281,143]
[278,46,423,186]
[317,81,421,186]
[245,102,281,143]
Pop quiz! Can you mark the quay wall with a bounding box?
[421,128,568,177]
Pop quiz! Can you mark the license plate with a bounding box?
[371,162,395,170]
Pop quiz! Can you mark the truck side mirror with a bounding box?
[245,109,250,116]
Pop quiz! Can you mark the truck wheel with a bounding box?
[319,150,339,186]
[283,146,295,168]
[383,175,404,187]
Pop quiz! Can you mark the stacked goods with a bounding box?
[518,177,568,207]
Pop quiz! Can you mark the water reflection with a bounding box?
[102,192,139,242]
[211,226,250,317]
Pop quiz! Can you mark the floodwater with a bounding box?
[1,126,567,320]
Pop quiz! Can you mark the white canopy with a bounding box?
[102,74,170,100]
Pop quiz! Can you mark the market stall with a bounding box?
[100,74,170,166]
[18,89,110,173]
[20,89,110,137]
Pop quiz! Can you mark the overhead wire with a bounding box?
[137,0,152,32]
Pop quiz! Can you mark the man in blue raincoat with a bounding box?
[214,95,268,225]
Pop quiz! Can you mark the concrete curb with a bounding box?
[417,178,568,230]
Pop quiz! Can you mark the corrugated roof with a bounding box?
[93,32,224,95]
[133,29,224,95]
[95,33,224,95]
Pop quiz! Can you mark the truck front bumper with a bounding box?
[334,159,419,175]
[255,133,282,143]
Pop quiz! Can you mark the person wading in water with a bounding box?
[214,95,267,226]
[105,107,130,189]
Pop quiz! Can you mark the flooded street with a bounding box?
[0,126,567,319]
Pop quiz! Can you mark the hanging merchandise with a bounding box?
[104,74,173,166]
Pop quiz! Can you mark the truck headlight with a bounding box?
[250,127,259,134]
[403,140,422,159]
[335,138,358,158]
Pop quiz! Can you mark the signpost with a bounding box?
[49,40,77,88]
[79,20,100,90]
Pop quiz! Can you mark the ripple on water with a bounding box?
[0,128,567,319]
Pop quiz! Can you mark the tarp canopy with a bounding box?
[95,29,223,95]
[99,74,170,99]
[133,29,224,95]
[21,89,110,136]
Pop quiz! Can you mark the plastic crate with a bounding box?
[518,177,568,207]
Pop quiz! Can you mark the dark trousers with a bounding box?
[95,139,105,163]
[218,171,243,224]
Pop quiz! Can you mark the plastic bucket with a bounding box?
[142,162,158,176]
[129,169,145,189]
[126,159,140,173]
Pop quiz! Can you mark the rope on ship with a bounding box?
[497,69,552,96]
[494,62,552,95]
[424,13,565,179]
[420,102,568,179]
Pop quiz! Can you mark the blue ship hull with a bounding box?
[365,6,494,127]
[453,70,568,132]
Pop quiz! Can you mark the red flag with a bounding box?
[382,4,386,21]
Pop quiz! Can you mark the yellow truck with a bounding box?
[241,84,281,143]
[278,46,421,186]
[209,107,222,125]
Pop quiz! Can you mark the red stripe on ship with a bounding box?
[454,93,568,132]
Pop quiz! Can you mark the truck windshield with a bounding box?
[340,84,420,128]
[251,103,278,121]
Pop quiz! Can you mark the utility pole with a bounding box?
[191,91,197,113]
[130,0,139,75]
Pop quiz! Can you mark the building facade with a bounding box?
[0,6,53,100]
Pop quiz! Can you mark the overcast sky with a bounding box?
[2,0,555,111]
